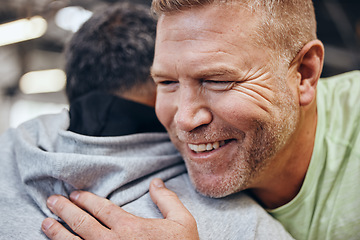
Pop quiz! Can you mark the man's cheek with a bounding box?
[155,103,172,128]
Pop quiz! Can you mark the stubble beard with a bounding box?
[184,121,284,198]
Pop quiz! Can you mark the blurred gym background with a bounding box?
[0,0,359,134]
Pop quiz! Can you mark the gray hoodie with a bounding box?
[0,110,293,239]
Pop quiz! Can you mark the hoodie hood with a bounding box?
[12,110,185,219]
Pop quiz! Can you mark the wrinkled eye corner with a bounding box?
[202,80,235,91]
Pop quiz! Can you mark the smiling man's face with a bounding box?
[151,4,300,198]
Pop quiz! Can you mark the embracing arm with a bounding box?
[41,178,199,240]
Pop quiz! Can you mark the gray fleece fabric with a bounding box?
[0,110,293,239]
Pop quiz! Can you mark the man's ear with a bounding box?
[292,40,324,106]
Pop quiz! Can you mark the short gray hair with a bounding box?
[152,0,317,64]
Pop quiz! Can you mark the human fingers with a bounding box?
[42,218,81,240]
[68,191,132,229]
[46,195,111,240]
[149,178,198,228]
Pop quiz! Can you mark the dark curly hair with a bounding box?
[65,2,157,103]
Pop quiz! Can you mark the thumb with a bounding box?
[149,178,195,224]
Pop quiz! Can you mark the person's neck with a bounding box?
[115,87,156,108]
[249,103,318,209]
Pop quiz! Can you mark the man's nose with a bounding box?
[174,86,212,132]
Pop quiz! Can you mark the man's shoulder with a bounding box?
[316,70,360,166]
[123,174,294,240]
[319,70,360,86]
[318,70,360,109]
[317,70,360,141]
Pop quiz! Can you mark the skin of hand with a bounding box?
[41,178,199,240]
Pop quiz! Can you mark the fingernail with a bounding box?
[70,191,80,201]
[152,178,165,188]
[42,218,54,231]
[47,195,58,208]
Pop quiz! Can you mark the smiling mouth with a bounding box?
[188,140,232,153]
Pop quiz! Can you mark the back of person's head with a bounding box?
[65,2,157,103]
[151,0,317,65]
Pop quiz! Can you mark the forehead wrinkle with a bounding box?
[160,28,252,55]
[196,49,236,57]
[165,27,224,35]
[160,27,226,42]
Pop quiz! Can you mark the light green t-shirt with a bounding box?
[269,71,360,240]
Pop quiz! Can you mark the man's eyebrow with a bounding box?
[194,68,240,79]
[150,66,242,79]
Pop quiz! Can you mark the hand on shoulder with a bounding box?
[42,178,199,240]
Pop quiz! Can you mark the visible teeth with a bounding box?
[188,140,227,153]
[198,144,206,151]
